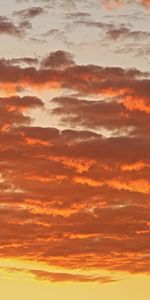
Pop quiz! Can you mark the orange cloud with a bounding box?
[107,179,150,194]
[0,52,150,278]
[0,55,150,102]
[138,0,150,7]
[0,266,117,284]
[74,176,103,187]
[124,95,150,114]
[102,0,150,10]
[30,269,117,284]
[121,161,147,171]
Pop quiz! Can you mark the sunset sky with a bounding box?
[0,0,150,299]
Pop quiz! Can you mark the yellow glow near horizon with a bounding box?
[0,258,150,300]
[0,269,150,300]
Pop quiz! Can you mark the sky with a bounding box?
[0,0,150,299]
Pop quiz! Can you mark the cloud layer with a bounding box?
[0,0,150,285]
[0,51,149,279]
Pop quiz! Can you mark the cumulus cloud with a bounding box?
[41,50,75,69]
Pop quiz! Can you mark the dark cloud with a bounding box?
[74,20,112,30]
[0,16,24,36]
[9,57,39,67]
[52,96,150,136]
[41,50,75,69]
[106,27,150,41]
[14,7,45,19]
[63,12,91,19]
[0,54,150,102]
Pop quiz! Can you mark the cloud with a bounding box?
[14,7,45,20]
[0,266,117,284]
[141,0,150,7]
[102,0,123,10]
[0,51,150,277]
[41,50,75,69]
[0,121,150,273]
[9,57,39,67]
[0,53,150,103]
[106,27,150,41]
[51,96,150,136]
[74,20,112,30]
[102,0,150,10]
[0,95,43,131]
[63,12,91,19]
[30,269,117,284]
[0,16,25,37]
